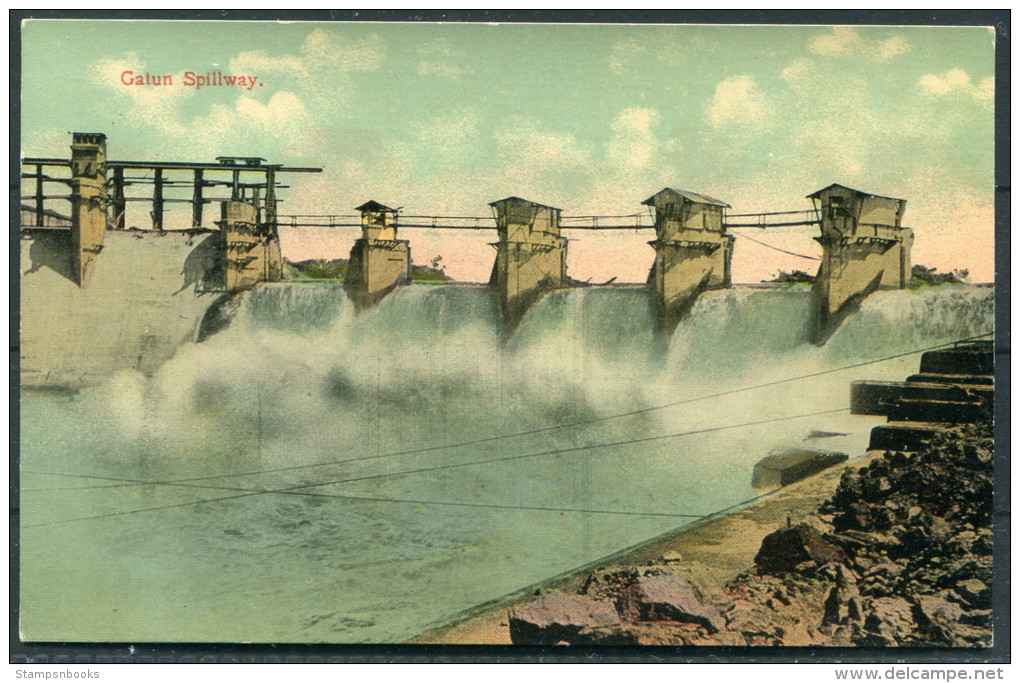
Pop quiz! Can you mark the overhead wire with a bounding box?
[730,229,821,261]
[23,332,992,494]
[23,406,849,529]
[24,474,709,529]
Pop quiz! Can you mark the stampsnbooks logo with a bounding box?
[14,671,100,679]
[119,70,262,90]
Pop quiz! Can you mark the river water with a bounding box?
[19,283,993,642]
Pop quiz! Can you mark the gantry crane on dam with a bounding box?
[22,133,321,289]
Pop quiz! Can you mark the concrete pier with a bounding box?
[644,188,734,333]
[218,199,284,293]
[487,196,568,333]
[69,133,109,286]
[345,201,411,309]
[809,184,913,344]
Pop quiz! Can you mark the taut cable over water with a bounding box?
[24,407,850,529]
[25,331,992,495]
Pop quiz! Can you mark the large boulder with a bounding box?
[755,524,849,575]
[617,571,726,633]
[508,594,621,645]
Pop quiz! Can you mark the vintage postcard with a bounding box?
[17,16,999,651]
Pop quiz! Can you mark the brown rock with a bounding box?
[577,623,705,646]
[508,594,621,645]
[690,630,749,647]
[724,603,779,639]
[863,597,915,646]
[823,565,863,626]
[822,630,855,647]
[571,624,641,645]
[620,571,726,633]
[960,609,992,628]
[915,594,965,627]
[777,622,816,646]
[928,516,953,543]
[755,524,849,575]
[955,578,991,609]
[863,562,902,579]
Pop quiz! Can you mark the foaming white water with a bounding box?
[20,282,993,643]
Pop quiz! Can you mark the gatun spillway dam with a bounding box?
[18,133,992,643]
[21,131,924,389]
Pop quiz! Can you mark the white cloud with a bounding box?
[809,27,864,56]
[89,28,375,157]
[878,36,911,60]
[230,29,384,77]
[705,75,771,130]
[228,30,383,112]
[91,53,192,136]
[781,59,811,84]
[976,76,995,103]
[222,91,310,135]
[606,107,660,171]
[808,27,911,61]
[792,120,867,177]
[919,69,994,109]
[919,68,972,95]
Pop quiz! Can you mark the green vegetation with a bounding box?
[764,269,815,284]
[285,258,450,283]
[411,268,448,283]
[285,259,348,281]
[300,263,348,280]
[911,265,969,289]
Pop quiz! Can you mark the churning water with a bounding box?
[19,283,993,642]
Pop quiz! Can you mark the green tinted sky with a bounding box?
[21,20,996,282]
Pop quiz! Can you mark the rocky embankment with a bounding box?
[508,425,993,647]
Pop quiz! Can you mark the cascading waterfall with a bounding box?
[20,282,994,643]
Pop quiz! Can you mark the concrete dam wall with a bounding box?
[20,228,224,390]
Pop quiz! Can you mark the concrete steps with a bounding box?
[852,341,993,451]
[919,342,993,375]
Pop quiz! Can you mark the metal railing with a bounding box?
[723,209,820,229]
